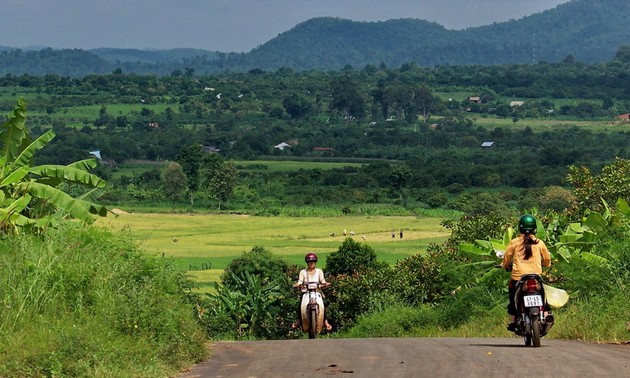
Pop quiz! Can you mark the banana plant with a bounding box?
[0,98,107,233]
[459,199,630,271]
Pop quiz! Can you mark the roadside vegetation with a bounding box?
[0,226,207,377]
[0,100,206,377]
[2,46,630,376]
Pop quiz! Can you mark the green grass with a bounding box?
[0,226,207,377]
[96,212,449,291]
[472,115,626,131]
[235,160,363,172]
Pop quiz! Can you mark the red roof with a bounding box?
[313,147,335,151]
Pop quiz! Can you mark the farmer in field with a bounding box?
[501,214,551,331]
[292,253,332,331]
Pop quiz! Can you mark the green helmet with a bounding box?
[518,214,537,234]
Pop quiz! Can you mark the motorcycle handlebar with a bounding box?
[494,263,512,272]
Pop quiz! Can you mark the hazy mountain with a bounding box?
[0,0,629,76]
[90,48,219,64]
[239,0,630,70]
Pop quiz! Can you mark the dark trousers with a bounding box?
[507,279,518,315]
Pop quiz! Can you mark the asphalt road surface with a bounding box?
[180,337,630,378]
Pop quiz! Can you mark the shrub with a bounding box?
[325,238,382,276]
[204,246,297,339]
[221,246,292,289]
[324,264,396,330]
[0,225,207,377]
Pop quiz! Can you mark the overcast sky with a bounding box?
[1,0,569,52]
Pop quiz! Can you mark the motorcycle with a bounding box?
[511,273,555,347]
[298,281,326,339]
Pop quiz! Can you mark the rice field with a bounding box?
[95,211,449,291]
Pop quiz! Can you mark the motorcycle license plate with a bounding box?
[524,295,543,307]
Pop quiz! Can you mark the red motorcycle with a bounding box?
[511,273,555,347]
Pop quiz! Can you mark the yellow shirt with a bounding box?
[501,235,551,281]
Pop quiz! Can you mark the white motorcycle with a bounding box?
[298,281,326,339]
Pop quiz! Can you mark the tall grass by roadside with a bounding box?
[0,226,207,377]
[340,235,630,342]
[342,296,630,342]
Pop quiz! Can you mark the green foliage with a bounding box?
[390,250,451,306]
[0,98,107,233]
[205,271,291,339]
[567,158,630,213]
[343,305,441,338]
[221,246,293,289]
[324,237,382,276]
[0,226,207,377]
[162,161,187,208]
[442,212,512,252]
[203,246,296,339]
[324,264,397,330]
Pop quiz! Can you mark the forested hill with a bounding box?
[1,0,629,76]
[242,0,630,70]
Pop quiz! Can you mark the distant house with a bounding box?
[274,142,291,151]
[313,147,335,156]
[203,145,220,154]
[481,141,495,148]
[468,96,481,103]
[617,113,630,122]
[88,150,102,160]
[510,101,525,107]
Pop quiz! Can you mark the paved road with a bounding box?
[180,338,630,378]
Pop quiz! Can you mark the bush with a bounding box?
[325,238,382,276]
[0,225,207,377]
[324,264,396,330]
[221,246,292,289]
[204,246,297,339]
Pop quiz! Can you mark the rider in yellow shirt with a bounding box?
[501,214,551,330]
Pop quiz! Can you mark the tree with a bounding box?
[414,84,435,124]
[208,160,239,210]
[325,238,380,276]
[330,74,365,126]
[162,162,188,209]
[567,158,630,212]
[176,144,204,205]
[282,93,313,118]
[0,98,106,233]
[390,164,411,203]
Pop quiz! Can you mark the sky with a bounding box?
[1,0,569,52]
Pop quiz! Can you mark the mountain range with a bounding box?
[1,0,629,76]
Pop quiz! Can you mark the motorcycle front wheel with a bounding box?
[308,307,317,339]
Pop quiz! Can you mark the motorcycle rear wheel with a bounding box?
[308,307,317,339]
[532,317,541,347]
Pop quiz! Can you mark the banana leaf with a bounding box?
[579,252,608,266]
[0,194,33,226]
[12,130,55,168]
[0,166,29,188]
[16,182,96,224]
[459,243,492,256]
[30,165,106,188]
